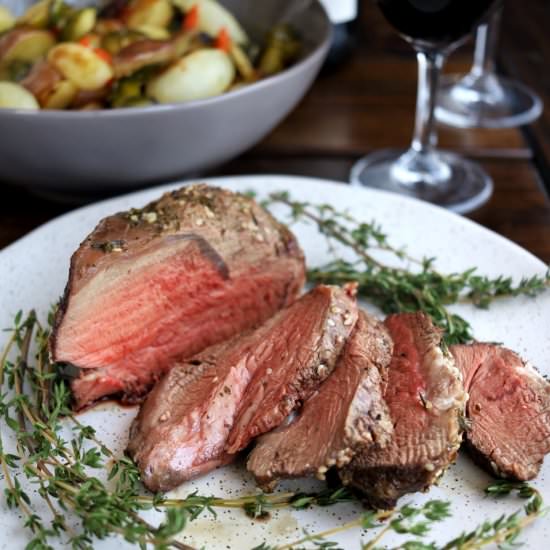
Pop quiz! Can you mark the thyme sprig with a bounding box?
[256,481,545,550]
[0,312,358,549]
[263,192,550,344]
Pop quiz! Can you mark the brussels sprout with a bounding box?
[61,8,97,41]
[49,0,74,29]
[110,76,143,107]
[125,0,174,30]
[173,0,248,43]
[48,43,114,90]
[147,48,234,103]
[6,60,32,82]
[101,29,145,55]
[0,81,39,109]
[0,6,15,34]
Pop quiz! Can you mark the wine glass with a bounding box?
[436,7,542,129]
[351,0,501,214]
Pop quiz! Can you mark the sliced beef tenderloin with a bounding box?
[451,343,550,480]
[225,285,358,454]
[247,310,393,491]
[127,284,357,492]
[340,312,466,509]
[50,184,305,409]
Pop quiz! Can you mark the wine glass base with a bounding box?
[350,149,493,214]
[436,74,543,129]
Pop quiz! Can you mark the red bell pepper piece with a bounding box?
[215,27,231,52]
[183,4,199,30]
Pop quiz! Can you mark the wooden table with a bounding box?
[2,2,550,263]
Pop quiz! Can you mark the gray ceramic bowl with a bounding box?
[0,0,330,190]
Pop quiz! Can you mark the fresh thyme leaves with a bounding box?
[255,500,447,550]
[257,484,546,550]
[0,312,547,548]
[262,192,550,344]
[0,312,359,548]
[241,487,356,519]
[437,481,547,550]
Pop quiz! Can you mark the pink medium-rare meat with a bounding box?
[50,184,305,408]
[127,285,358,492]
[451,343,550,480]
[247,310,394,491]
[340,312,467,509]
[225,284,358,454]
[127,339,245,491]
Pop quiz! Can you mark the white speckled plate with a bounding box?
[0,175,549,550]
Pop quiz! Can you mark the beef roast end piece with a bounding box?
[451,343,550,481]
[340,312,466,509]
[247,310,394,491]
[50,184,305,408]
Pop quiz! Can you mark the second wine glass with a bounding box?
[351,0,501,214]
[435,7,542,129]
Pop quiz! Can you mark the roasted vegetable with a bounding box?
[133,24,170,40]
[61,7,97,41]
[112,34,193,78]
[230,43,256,82]
[20,60,61,104]
[109,67,155,107]
[43,79,77,109]
[17,0,51,28]
[48,43,114,90]
[173,0,248,43]
[259,24,301,77]
[6,60,33,82]
[0,6,15,33]
[0,29,56,73]
[0,0,300,110]
[48,0,74,29]
[125,0,173,30]
[21,60,76,109]
[0,81,39,109]
[101,29,145,54]
[147,48,234,103]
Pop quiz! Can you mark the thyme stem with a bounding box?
[264,191,550,345]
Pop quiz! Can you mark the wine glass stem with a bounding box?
[471,7,502,78]
[411,50,445,154]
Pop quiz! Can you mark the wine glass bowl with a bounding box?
[351,0,502,214]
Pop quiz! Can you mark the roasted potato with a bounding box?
[0,29,56,71]
[44,79,77,109]
[125,0,174,30]
[0,6,15,33]
[48,43,114,90]
[173,0,248,44]
[0,81,39,109]
[147,48,234,103]
[17,0,51,28]
[133,24,171,40]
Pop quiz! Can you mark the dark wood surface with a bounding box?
[2,1,550,264]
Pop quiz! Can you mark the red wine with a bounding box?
[376,0,502,49]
